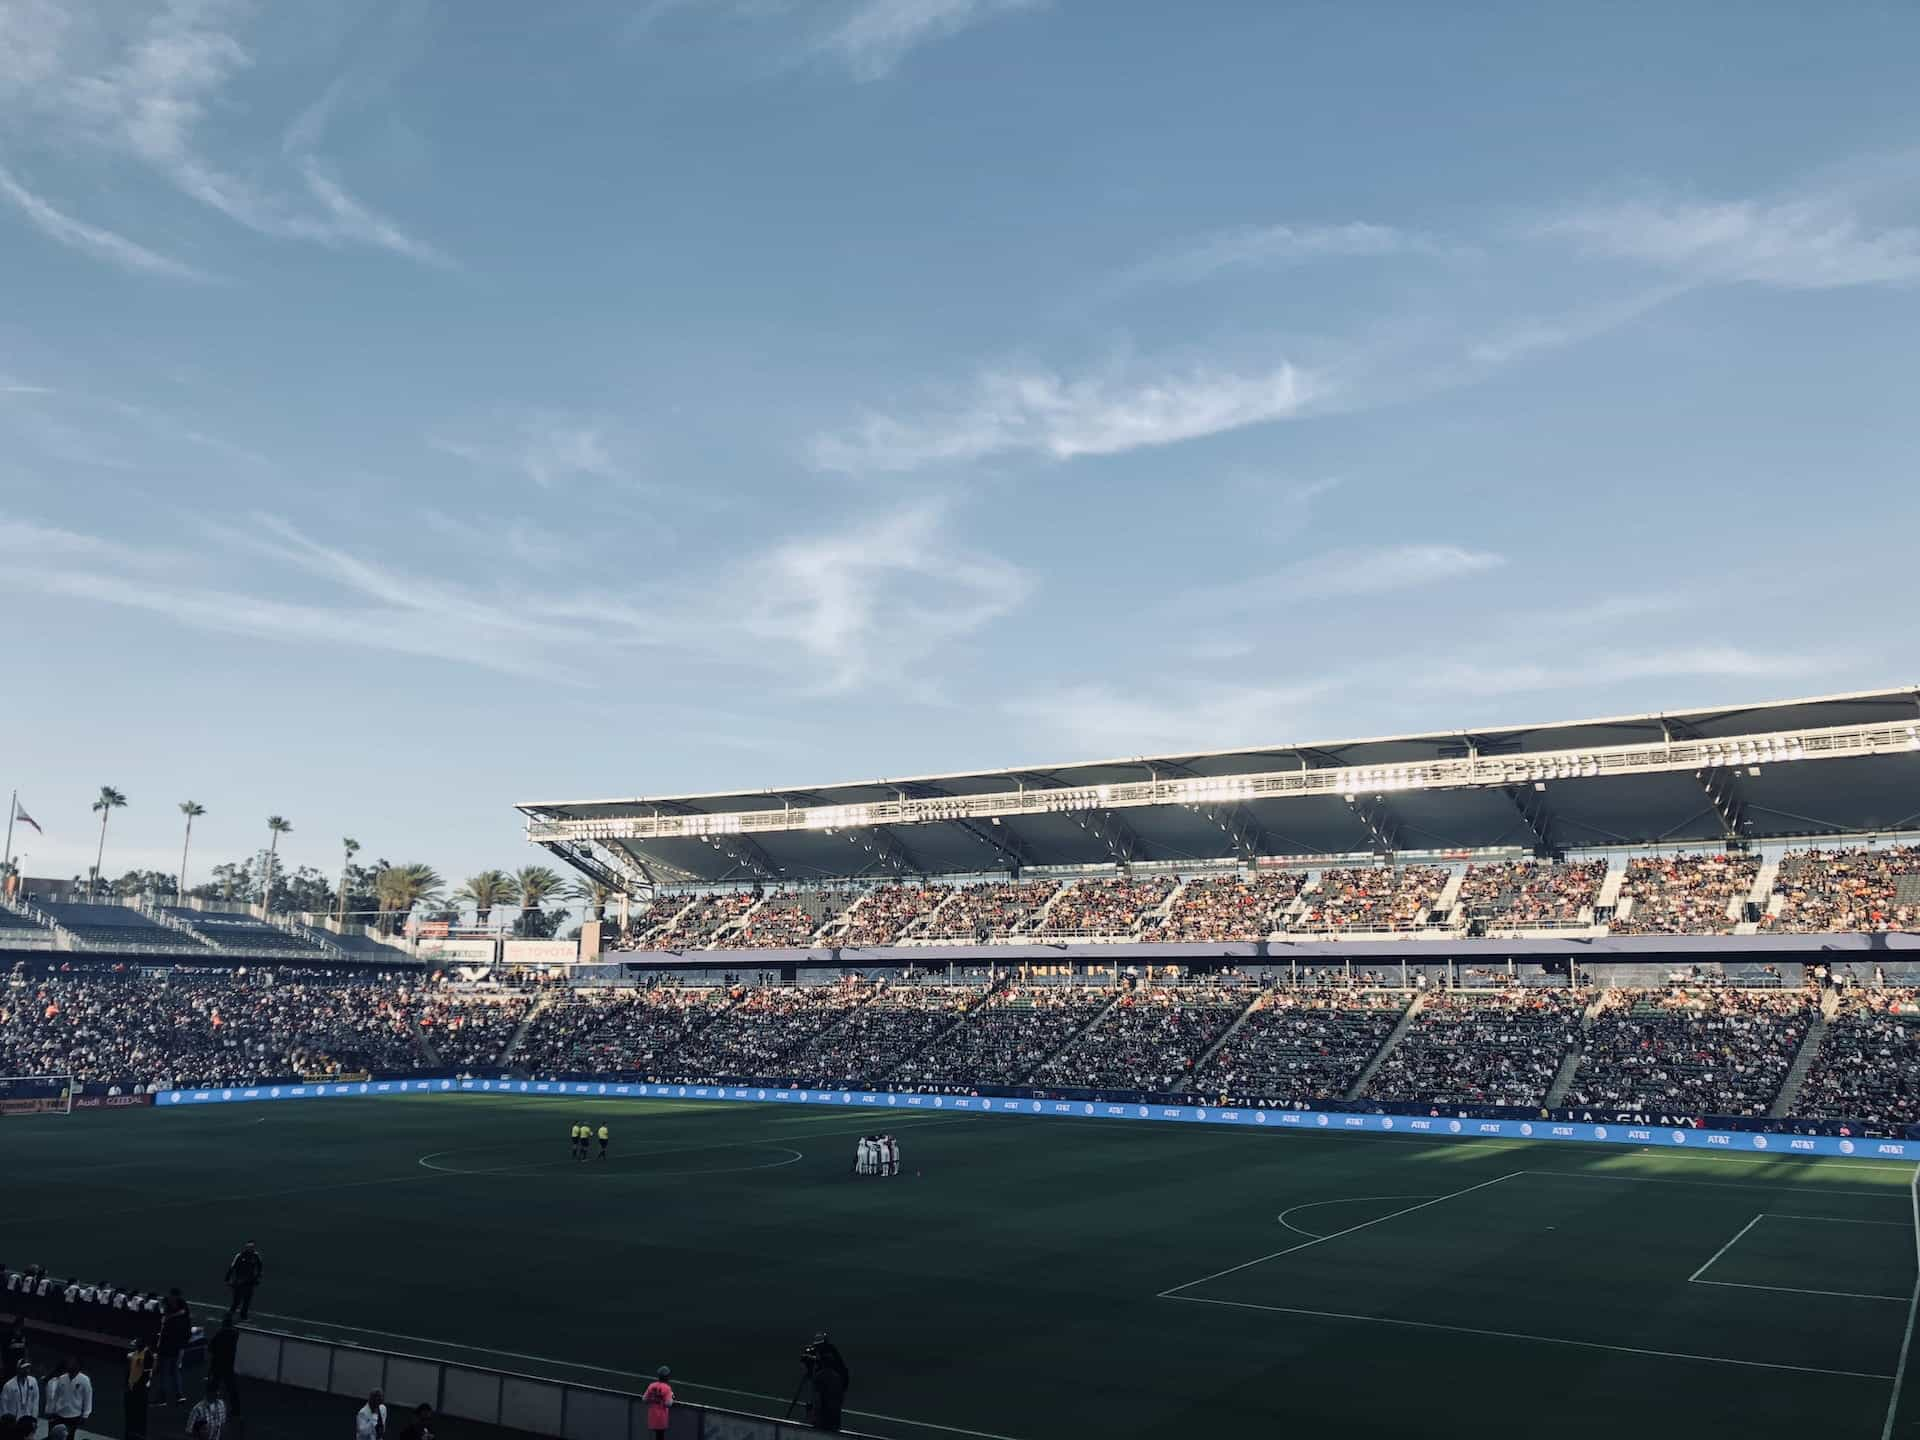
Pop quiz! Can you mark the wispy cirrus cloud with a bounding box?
[743,500,1030,692]
[0,162,206,278]
[822,0,1044,81]
[811,359,1321,472]
[0,0,447,272]
[1113,221,1444,294]
[1418,645,1839,699]
[431,415,623,491]
[1541,193,1920,291]
[1185,543,1506,614]
[1004,680,1334,758]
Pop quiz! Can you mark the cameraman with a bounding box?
[804,1332,849,1433]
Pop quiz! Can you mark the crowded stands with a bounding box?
[1795,988,1920,1128]
[512,987,723,1075]
[837,884,954,948]
[1038,986,1245,1092]
[1764,846,1920,934]
[1564,988,1812,1116]
[1198,989,1404,1102]
[1611,854,1758,936]
[1152,872,1304,942]
[795,983,986,1088]
[1028,877,1175,938]
[1364,989,1585,1106]
[914,987,1107,1083]
[665,981,868,1079]
[916,881,1059,942]
[1455,860,1606,928]
[1290,866,1449,933]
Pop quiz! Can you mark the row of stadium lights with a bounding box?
[600,729,1916,842]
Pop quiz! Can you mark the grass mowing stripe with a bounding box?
[1159,1170,1521,1297]
[1519,1168,1906,1199]
[1687,1213,1764,1283]
[1162,1293,1897,1382]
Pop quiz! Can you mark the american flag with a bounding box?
[12,801,40,835]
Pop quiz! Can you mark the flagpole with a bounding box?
[3,789,15,877]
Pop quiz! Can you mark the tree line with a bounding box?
[7,786,608,940]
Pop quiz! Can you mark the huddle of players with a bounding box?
[854,1133,900,1177]
[569,1122,610,1161]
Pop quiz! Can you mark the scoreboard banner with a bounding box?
[150,1076,1920,1162]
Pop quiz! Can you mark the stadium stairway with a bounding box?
[1182,989,1269,1088]
[1345,992,1426,1100]
[1016,986,1127,1082]
[414,1013,442,1067]
[1768,996,1836,1118]
[1542,995,1607,1108]
[499,991,554,1067]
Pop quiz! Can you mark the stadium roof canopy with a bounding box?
[519,688,1920,891]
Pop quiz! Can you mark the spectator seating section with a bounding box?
[730,890,857,949]
[1196,989,1404,1102]
[1792,989,1920,1128]
[838,885,955,948]
[1610,854,1757,936]
[1038,987,1245,1092]
[913,988,1108,1083]
[666,982,870,1078]
[1364,989,1584,1106]
[161,908,331,956]
[795,983,985,1088]
[1152,873,1304,942]
[1289,866,1449,933]
[39,902,211,953]
[1564,988,1811,1116]
[1763,847,1920,934]
[915,881,1060,942]
[1455,860,1606,927]
[1027,877,1175,938]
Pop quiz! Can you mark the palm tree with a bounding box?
[90,786,127,899]
[373,863,445,935]
[512,864,567,937]
[568,877,617,923]
[262,816,293,914]
[456,870,516,930]
[336,837,361,925]
[176,802,206,903]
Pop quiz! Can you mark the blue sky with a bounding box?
[2,0,1918,888]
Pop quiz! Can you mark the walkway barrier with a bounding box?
[235,1326,876,1440]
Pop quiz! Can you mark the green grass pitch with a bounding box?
[10,1095,1918,1438]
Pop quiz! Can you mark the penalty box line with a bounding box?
[1686,1212,1913,1302]
[1156,1170,1524,1299]
[1160,1292,1894,1383]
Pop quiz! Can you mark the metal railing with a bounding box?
[235,1325,883,1440]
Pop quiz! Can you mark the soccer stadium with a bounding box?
[6,689,1920,1439]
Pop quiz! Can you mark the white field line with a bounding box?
[193,1302,1032,1440]
[1694,1279,1910,1304]
[1275,1195,1439,1239]
[1688,1213,1765,1284]
[1161,1292,1893,1382]
[1158,1171,1521,1298]
[1879,1168,1920,1440]
[1764,1213,1910,1226]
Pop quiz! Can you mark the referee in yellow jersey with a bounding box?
[597,1123,610,1160]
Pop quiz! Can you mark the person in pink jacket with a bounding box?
[642,1366,673,1439]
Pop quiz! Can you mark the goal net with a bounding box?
[0,1075,73,1117]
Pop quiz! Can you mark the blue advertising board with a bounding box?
[151,1076,1919,1162]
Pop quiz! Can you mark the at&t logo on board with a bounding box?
[1594,1126,1608,1141]
[1752,1135,1768,1149]
[1316,1114,1329,1127]
[1448,1120,1462,1133]
[1671,1131,1687,1144]
[1381,1117,1394,1130]
[1521,1123,1533,1136]
[1840,1139,1856,1154]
